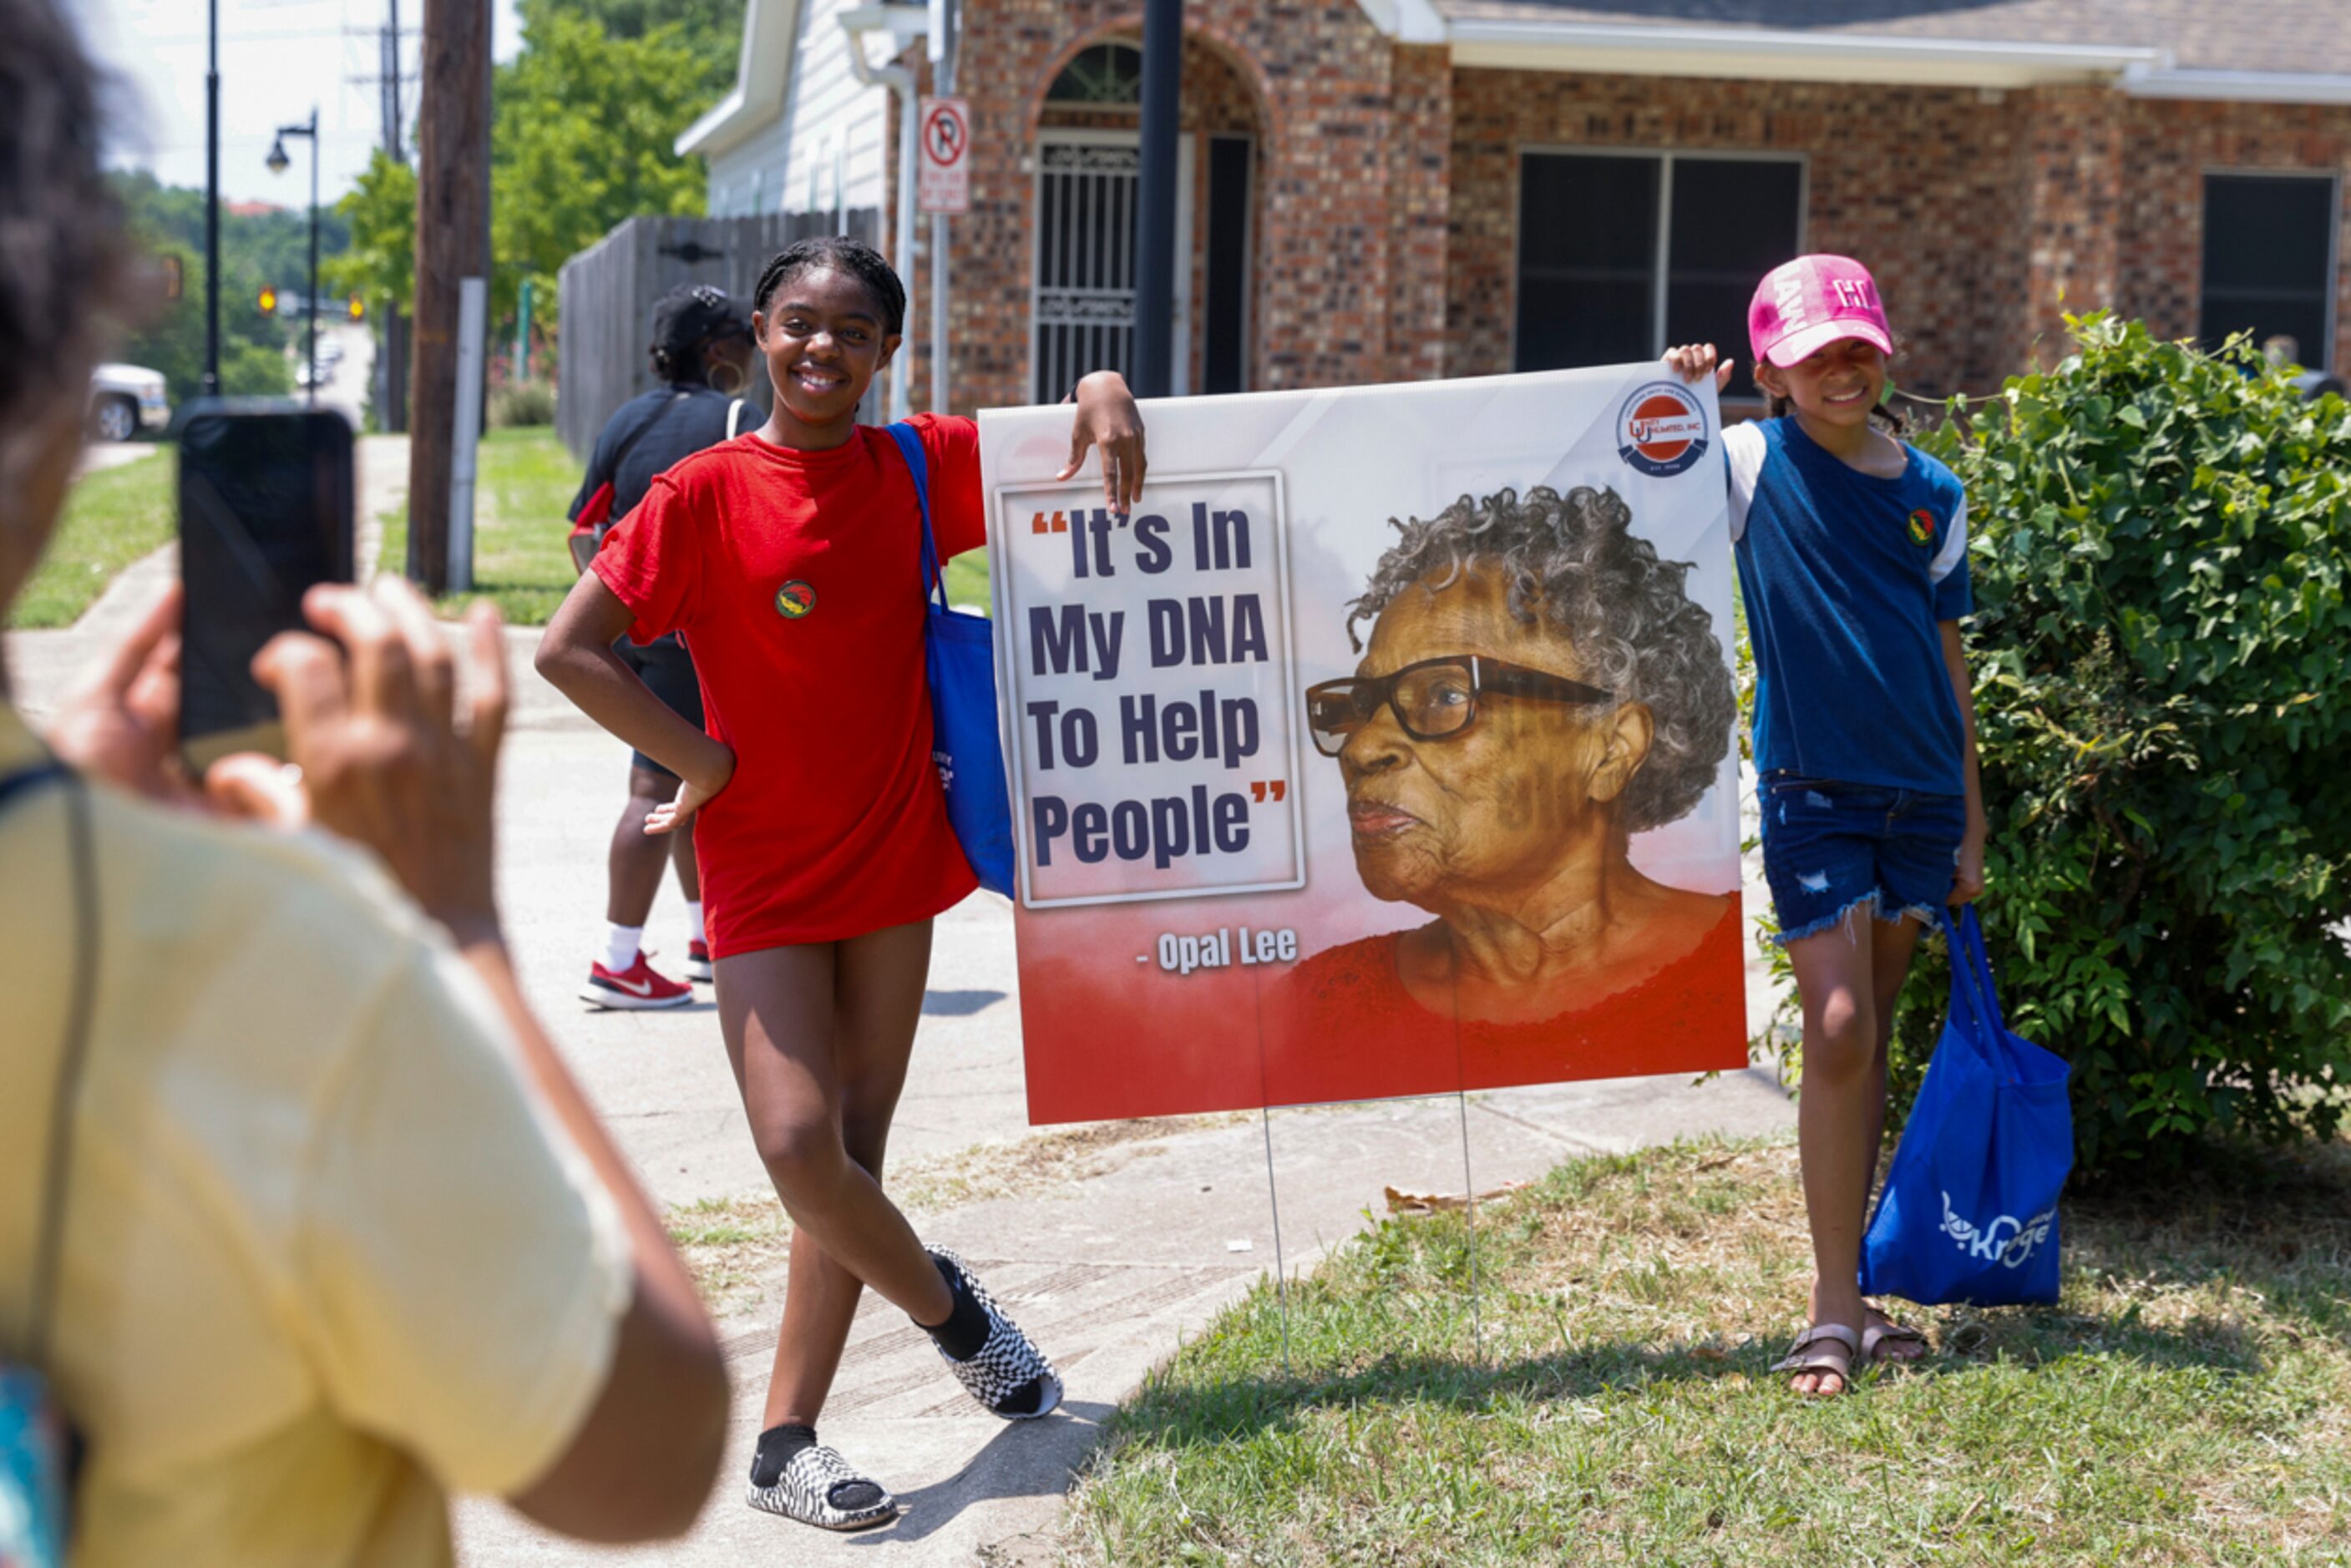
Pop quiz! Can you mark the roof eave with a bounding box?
[1443,20,2165,89]
[2122,63,2351,106]
[675,0,803,159]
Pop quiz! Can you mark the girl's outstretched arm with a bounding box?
[1056,370,1147,511]
[535,573,735,834]
[1941,619,1988,904]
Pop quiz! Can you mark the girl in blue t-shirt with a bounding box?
[1669,253,1986,1398]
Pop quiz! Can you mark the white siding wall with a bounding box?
[707,130,790,218]
[778,0,891,221]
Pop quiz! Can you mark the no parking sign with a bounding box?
[919,96,970,215]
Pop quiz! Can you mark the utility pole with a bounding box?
[1132,0,1183,398]
[353,3,414,430]
[408,0,492,592]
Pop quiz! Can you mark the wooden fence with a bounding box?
[557,208,880,461]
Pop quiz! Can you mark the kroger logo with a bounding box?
[1939,1190,2056,1268]
[1615,382,1711,478]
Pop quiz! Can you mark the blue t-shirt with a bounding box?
[1726,417,1971,794]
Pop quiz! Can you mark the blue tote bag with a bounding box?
[885,422,1016,898]
[1858,906,2072,1307]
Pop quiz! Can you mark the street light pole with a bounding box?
[203,0,220,397]
[268,109,322,406]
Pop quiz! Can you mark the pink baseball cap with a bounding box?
[1747,255,1893,368]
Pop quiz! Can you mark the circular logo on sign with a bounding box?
[1908,508,1937,546]
[774,580,816,619]
[1615,382,1711,478]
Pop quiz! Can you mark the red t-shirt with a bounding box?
[592,414,985,956]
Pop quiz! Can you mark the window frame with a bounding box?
[2197,166,2341,371]
[1510,144,1810,373]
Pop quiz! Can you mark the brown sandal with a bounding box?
[1862,1312,1928,1366]
[1770,1322,1861,1395]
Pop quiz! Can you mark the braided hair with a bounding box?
[752,237,906,337]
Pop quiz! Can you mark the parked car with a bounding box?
[89,362,170,443]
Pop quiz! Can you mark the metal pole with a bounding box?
[516,276,533,382]
[1132,0,1182,397]
[307,109,320,407]
[203,0,220,398]
[448,276,487,594]
[388,0,403,155]
[894,79,919,421]
[929,0,955,415]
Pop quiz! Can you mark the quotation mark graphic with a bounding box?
[1248,780,1288,803]
[1030,510,1071,534]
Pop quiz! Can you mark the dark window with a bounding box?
[2201,173,2337,367]
[1517,151,1802,375]
[1516,154,1658,371]
[1203,136,1253,394]
[1666,159,1803,374]
[1046,43,1143,106]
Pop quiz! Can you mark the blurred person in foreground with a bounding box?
[0,1,728,1560]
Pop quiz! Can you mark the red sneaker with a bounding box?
[685,938,713,983]
[580,953,693,1009]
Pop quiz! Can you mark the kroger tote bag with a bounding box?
[884,422,1016,898]
[1859,906,2072,1307]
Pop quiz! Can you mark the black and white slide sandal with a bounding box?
[746,1444,896,1531]
[928,1245,1064,1420]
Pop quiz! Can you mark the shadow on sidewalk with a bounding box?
[844,1400,1119,1548]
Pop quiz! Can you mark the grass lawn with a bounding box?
[1062,1136,2351,1566]
[10,447,174,629]
[378,426,580,625]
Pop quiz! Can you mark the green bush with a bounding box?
[1895,312,2351,1172]
[489,378,555,428]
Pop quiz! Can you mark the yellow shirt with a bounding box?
[0,704,631,1567]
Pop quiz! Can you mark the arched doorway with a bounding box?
[1029,35,1266,403]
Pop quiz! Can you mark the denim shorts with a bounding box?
[1760,772,1966,944]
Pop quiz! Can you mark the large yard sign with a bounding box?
[980,367,1750,1124]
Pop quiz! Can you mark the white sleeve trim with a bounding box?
[1722,422,1767,543]
[1928,493,1968,584]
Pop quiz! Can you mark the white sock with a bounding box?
[687,900,706,943]
[603,923,644,972]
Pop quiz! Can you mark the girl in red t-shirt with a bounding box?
[539,237,1146,1532]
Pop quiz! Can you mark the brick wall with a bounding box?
[919,1,1406,415]
[2115,97,2351,372]
[894,18,2351,412]
[1446,69,2034,401]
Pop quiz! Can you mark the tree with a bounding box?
[489,0,711,328]
[553,0,746,99]
[327,151,418,316]
[1903,314,2351,1172]
[105,171,300,402]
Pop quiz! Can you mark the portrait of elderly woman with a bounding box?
[1264,483,1747,1104]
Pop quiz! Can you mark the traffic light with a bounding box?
[161,254,183,302]
[258,285,278,316]
[347,296,365,321]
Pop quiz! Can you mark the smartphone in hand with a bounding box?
[177,405,355,770]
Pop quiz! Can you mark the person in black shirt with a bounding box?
[568,284,757,1007]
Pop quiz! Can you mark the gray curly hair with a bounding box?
[1347,484,1735,834]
